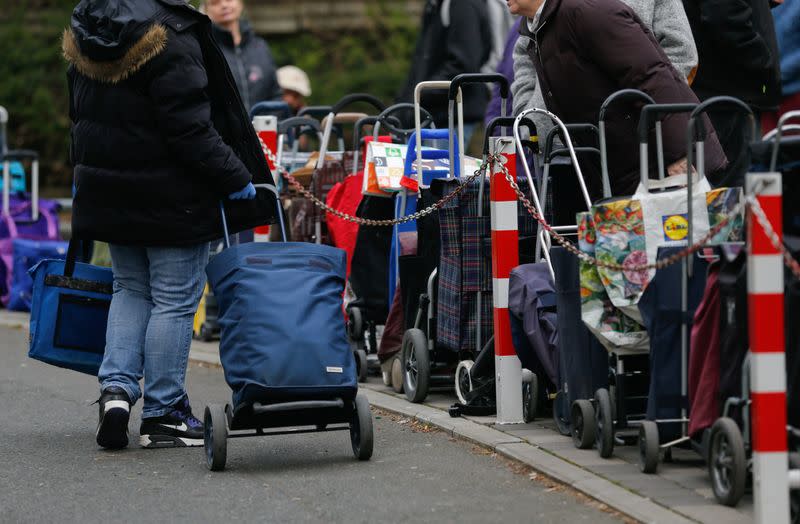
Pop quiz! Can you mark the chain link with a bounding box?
[494,158,743,273]
[748,195,800,279]
[261,139,797,277]
[262,136,490,227]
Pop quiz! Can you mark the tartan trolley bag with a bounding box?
[202,185,374,471]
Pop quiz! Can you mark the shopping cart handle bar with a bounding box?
[484,116,536,155]
[330,93,386,116]
[449,73,509,100]
[599,89,655,121]
[2,149,38,161]
[637,103,697,143]
[543,124,598,160]
[278,117,321,135]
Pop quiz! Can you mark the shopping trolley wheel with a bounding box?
[708,417,746,507]
[638,421,660,474]
[204,404,228,472]
[347,307,364,341]
[350,394,374,461]
[595,388,614,458]
[382,370,392,387]
[571,400,596,449]
[454,360,475,405]
[402,329,430,403]
[522,370,538,423]
[355,349,368,383]
[199,323,213,342]
[552,390,571,436]
[390,356,404,394]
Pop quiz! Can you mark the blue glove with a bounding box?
[228,182,256,200]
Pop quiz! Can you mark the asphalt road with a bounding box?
[0,325,623,523]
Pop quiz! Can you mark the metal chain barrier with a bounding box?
[262,138,488,226]
[493,157,743,273]
[261,141,800,276]
[748,195,800,279]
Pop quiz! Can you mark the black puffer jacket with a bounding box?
[682,0,782,111]
[212,21,283,111]
[398,0,492,127]
[64,0,275,246]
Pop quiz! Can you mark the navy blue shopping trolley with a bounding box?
[202,185,374,471]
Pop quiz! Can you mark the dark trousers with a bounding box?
[706,110,758,188]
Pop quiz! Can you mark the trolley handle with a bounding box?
[352,115,400,176]
[3,149,40,219]
[372,103,434,140]
[769,110,800,172]
[483,116,536,156]
[277,117,321,136]
[598,89,655,198]
[296,106,332,120]
[330,93,386,116]
[543,124,599,163]
[685,96,755,252]
[249,101,291,121]
[219,184,287,249]
[448,73,509,101]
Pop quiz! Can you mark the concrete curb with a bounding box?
[359,387,695,524]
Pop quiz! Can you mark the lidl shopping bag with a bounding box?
[28,241,113,376]
[593,176,742,320]
[578,212,649,353]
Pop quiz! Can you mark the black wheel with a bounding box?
[355,349,368,383]
[638,420,660,474]
[595,388,614,458]
[390,356,404,393]
[402,329,430,403]
[708,417,747,506]
[454,360,475,405]
[350,395,374,460]
[199,323,213,342]
[347,307,364,341]
[522,371,539,423]
[571,400,596,449]
[553,390,571,436]
[204,404,227,471]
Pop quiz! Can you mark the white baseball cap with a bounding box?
[277,65,311,97]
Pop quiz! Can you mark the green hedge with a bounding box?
[0,1,416,190]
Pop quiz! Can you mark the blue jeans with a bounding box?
[99,244,210,418]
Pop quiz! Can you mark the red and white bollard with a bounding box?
[252,115,278,242]
[490,136,523,424]
[747,171,789,524]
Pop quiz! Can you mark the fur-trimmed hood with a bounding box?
[63,0,169,84]
[63,25,167,84]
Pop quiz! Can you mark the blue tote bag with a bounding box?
[8,238,70,312]
[28,240,113,375]
[207,197,356,407]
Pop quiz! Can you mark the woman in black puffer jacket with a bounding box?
[63,0,275,450]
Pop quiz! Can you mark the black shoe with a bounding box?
[96,386,131,450]
[139,395,204,448]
